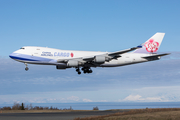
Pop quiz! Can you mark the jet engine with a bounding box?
[67,60,79,67]
[94,56,106,63]
[56,63,67,69]
[56,65,66,69]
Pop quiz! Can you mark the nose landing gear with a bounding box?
[24,63,29,71]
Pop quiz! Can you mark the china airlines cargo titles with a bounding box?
[41,52,74,57]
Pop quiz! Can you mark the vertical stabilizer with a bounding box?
[134,32,165,54]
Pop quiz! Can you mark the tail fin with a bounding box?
[134,32,165,54]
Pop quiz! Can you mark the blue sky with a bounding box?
[0,0,180,104]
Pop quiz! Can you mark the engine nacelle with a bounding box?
[56,65,66,69]
[67,60,79,67]
[94,56,106,63]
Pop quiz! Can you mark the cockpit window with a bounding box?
[20,47,25,49]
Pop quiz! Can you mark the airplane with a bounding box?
[9,32,170,74]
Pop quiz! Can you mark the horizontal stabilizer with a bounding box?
[142,53,170,59]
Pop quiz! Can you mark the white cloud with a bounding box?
[123,95,143,101]
[99,100,108,102]
[83,99,93,102]
[122,94,167,102]
[67,96,80,101]
[145,97,163,101]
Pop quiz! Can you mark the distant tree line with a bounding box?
[93,106,99,110]
[0,102,73,110]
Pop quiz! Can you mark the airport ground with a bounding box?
[0,109,126,120]
[0,108,180,120]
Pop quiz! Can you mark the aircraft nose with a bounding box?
[9,52,17,59]
[9,53,14,59]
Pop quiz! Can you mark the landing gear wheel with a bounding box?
[82,67,93,74]
[76,67,81,75]
[25,67,29,71]
[76,68,79,72]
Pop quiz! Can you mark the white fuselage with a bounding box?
[9,46,151,68]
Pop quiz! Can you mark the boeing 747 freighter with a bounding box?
[9,33,170,74]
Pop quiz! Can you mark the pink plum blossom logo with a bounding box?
[144,39,159,52]
[71,53,74,57]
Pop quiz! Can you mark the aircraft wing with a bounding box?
[108,46,142,56]
[57,46,142,63]
[81,46,142,61]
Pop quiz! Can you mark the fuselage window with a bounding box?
[20,47,25,49]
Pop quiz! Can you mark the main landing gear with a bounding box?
[82,67,92,74]
[76,68,81,75]
[24,63,29,71]
[76,67,93,75]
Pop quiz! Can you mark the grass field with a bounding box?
[105,111,180,120]
[74,108,180,120]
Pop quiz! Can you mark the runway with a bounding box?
[0,110,124,120]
